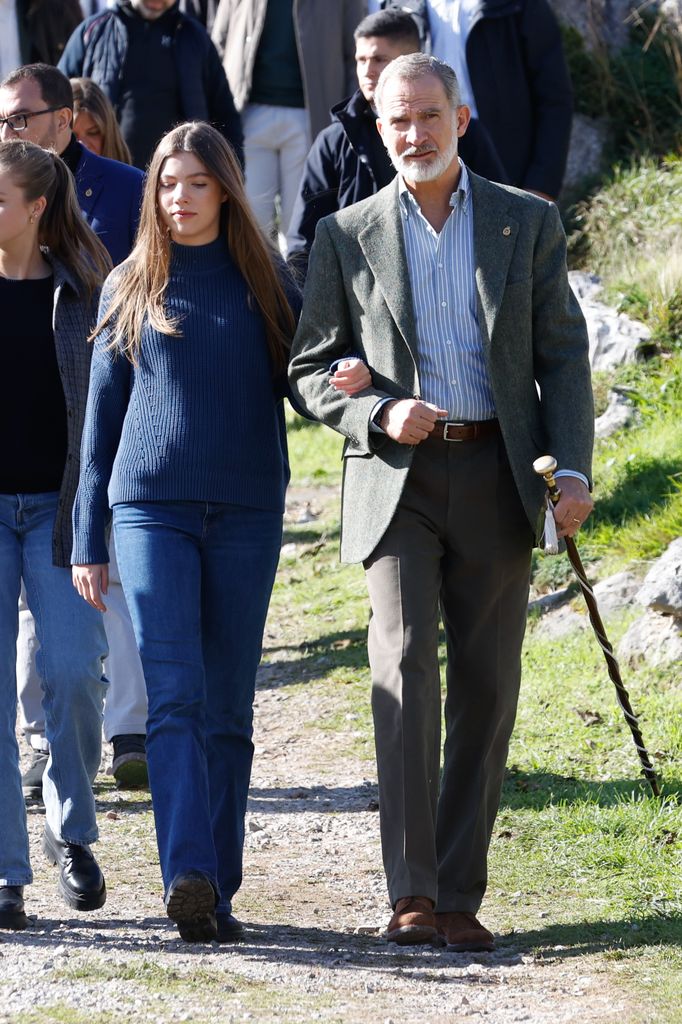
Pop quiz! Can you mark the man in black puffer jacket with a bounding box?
[286,8,507,276]
[58,0,242,170]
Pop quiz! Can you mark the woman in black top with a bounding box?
[0,138,111,930]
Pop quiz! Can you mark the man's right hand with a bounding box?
[380,400,449,444]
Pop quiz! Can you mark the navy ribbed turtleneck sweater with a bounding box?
[72,236,296,565]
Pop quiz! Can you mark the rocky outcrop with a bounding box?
[549,2,681,189]
[569,271,651,370]
[549,0,634,50]
[660,0,682,33]
[593,570,642,616]
[618,540,682,666]
[565,114,610,186]
[594,387,638,438]
[618,609,682,667]
[549,1,680,51]
[635,538,682,616]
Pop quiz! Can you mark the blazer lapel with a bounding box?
[357,181,419,366]
[469,171,519,351]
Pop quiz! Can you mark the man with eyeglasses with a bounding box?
[0,64,144,265]
[0,64,151,813]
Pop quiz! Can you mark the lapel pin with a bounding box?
[502,225,511,236]
[85,188,93,197]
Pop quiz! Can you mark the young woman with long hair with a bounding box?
[71,121,305,943]
[0,139,111,931]
[70,78,133,165]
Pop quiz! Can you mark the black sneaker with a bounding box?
[111,734,148,789]
[22,751,48,802]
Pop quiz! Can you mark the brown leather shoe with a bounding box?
[436,911,495,952]
[384,896,441,946]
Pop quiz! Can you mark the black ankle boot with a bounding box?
[42,823,106,911]
[0,886,28,930]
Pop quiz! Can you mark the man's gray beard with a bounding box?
[392,133,459,183]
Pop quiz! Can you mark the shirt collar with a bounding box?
[399,159,471,218]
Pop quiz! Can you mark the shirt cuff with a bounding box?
[554,469,590,490]
[329,353,362,373]
[369,397,394,433]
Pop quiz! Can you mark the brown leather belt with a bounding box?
[428,419,500,442]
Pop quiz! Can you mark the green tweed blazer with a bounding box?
[288,172,594,564]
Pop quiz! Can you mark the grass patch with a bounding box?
[568,157,682,352]
[581,353,682,569]
[563,12,682,164]
[285,411,344,488]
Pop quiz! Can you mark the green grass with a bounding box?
[562,14,682,164]
[567,353,682,572]
[568,157,682,352]
[282,414,682,1023]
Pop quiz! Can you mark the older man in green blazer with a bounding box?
[289,53,594,952]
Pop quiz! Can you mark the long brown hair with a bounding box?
[70,77,133,165]
[95,122,296,369]
[0,139,111,299]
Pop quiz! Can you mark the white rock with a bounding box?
[594,390,637,438]
[569,270,603,303]
[618,610,682,667]
[592,571,641,617]
[528,588,573,615]
[636,539,682,617]
[564,114,609,188]
[535,605,587,639]
[660,0,682,32]
[568,271,651,371]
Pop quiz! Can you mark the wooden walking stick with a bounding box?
[533,455,661,798]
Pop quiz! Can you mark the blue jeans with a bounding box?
[0,493,108,886]
[113,501,282,914]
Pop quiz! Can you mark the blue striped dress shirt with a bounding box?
[398,162,496,421]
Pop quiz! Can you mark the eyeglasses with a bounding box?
[0,107,63,132]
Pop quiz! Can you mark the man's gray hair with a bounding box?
[374,53,461,115]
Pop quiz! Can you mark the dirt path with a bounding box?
[3,491,636,1024]
[5,687,629,1024]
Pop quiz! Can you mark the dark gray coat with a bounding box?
[43,254,100,569]
[289,173,594,564]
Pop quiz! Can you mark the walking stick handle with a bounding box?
[533,455,561,504]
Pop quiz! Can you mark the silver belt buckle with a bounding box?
[443,421,465,442]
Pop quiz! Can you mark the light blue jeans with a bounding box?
[0,493,108,886]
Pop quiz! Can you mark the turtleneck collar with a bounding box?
[61,133,83,175]
[169,235,231,275]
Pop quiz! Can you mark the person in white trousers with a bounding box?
[19,534,148,798]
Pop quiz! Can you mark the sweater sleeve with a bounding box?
[71,282,132,565]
